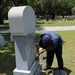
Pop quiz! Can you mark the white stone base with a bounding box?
[13,61,42,75]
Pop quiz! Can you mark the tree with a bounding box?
[72,6,75,15]
[0,0,75,24]
[34,0,75,20]
[0,0,9,24]
[35,0,53,20]
[0,0,28,24]
[54,0,75,17]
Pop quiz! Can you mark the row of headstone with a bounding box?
[57,19,75,24]
[0,35,14,47]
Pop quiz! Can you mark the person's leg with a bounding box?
[55,45,64,70]
[46,50,54,68]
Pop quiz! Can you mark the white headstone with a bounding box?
[8,6,36,36]
[10,35,14,42]
[14,34,36,70]
[0,36,5,47]
[8,6,42,75]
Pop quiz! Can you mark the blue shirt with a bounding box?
[40,32,62,48]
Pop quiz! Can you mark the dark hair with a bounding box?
[39,33,54,49]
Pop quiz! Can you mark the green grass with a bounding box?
[57,31,75,75]
[0,31,75,75]
[0,16,75,75]
[35,31,75,75]
[0,33,15,75]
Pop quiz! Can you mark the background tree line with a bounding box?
[0,0,75,24]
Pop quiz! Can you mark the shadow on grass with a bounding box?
[0,33,16,75]
[0,52,15,75]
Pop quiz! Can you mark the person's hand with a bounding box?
[46,47,53,52]
[39,47,45,54]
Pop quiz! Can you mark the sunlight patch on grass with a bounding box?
[0,50,10,53]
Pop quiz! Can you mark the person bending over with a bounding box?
[39,32,64,70]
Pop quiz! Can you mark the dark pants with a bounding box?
[46,38,64,70]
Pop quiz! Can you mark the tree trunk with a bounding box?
[0,16,4,24]
[62,11,64,18]
[45,10,49,21]
[51,11,55,19]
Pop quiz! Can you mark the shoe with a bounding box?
[43,66,50,70]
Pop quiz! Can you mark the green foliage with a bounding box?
[34,0,75,20]
[0,0,29,24]
[72,6,75,15]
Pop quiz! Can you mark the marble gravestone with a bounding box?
[8,6,42,75]
[0,36,5,47]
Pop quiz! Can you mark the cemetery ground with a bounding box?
[0,16,75,75]
[0,31,75,75]
[0,16,75,29]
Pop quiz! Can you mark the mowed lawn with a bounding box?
[0,30,75,75]
[35,30,75,75]
[57,31,75,75]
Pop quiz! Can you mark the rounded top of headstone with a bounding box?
[8,6,36,36]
